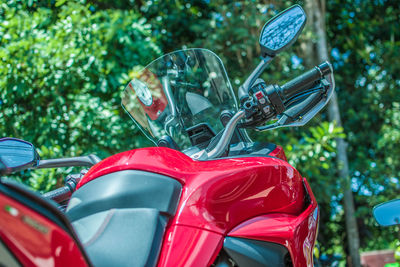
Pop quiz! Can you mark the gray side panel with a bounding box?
[66,170,182,221]
[224,237,290,267]
[71,210,110,244]
[0,240,20,267]
[73,208,166,267]
[65,170,182,267]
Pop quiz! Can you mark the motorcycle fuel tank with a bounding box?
[78,146,305,234]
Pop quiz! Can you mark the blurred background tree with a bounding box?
[1,0,400,265]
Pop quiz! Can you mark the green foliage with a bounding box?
[0,0,159,188]
[190,1,304,88]
[135,0,213,52]
[286,121,344,198]
[326,0,400,254]
[26,145,64,192]
[378,103,400,178]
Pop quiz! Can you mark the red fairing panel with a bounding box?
[79,147,305,234]
[157,225,223,267]
[227,177,319,267]
[270,145,287,161]
[0,194,88,267]
[78,147,306,266]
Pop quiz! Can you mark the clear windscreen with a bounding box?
[122,48,238,150]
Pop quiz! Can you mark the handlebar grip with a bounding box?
[280,61,332,100]
[43,185,72,203]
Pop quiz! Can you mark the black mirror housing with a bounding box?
[0,137,39,174]
[259,5,306,57]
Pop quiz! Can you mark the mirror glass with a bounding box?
[0,138,37,174]
[259,5,306,56]
[373,199,400,226]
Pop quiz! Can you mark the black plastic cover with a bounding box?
[186,123,216,148]
[224,237,291,267]
[225,142,277,158]
[66,170,182,221]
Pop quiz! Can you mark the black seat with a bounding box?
[66,170,182,267]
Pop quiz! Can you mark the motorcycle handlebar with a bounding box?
[43,185,72,203]
[280,61,332,100]
[42,171,85,204]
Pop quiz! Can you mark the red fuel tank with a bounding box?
[78,146,305,234]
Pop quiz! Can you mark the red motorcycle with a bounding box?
[0,5,335,267]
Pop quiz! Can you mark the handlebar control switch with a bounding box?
[249,79,270,110]
[240,78,276,127]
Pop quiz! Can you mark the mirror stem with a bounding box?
[36,155,101,168]
[238,56,273,102]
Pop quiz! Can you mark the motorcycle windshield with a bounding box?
[122,48,237,150]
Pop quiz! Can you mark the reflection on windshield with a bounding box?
[122,49,237,150]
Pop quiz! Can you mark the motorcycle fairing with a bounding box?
[157,226,293,267]
[76,146,306,266]
[158,178,318,267]
[157,225,224,266]
[0,179,89,266]
[226,177,319,267]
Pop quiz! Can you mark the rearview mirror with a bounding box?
[373,199,400,226]
[0,137,39,174]
[259,5,306,57]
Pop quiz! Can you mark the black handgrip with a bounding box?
[280,61,332,100]
[43,185,72,203]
